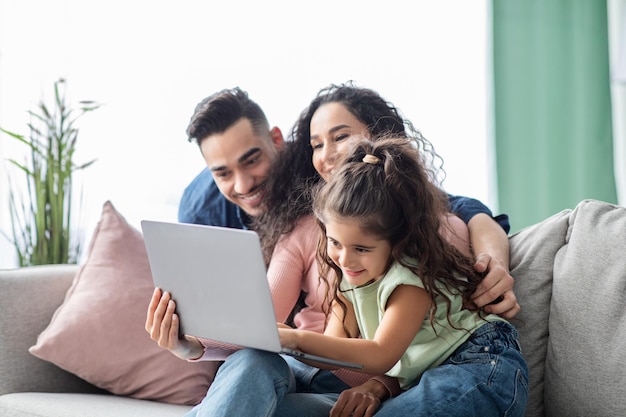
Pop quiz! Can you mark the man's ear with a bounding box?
[270,126,284,149]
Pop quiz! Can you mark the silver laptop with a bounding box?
[141,220,363,369]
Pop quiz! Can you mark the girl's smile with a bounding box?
[324,217,392,287]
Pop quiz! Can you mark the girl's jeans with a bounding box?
[185,321,528,417]
[375,321,528,417]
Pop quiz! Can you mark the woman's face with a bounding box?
[309,102,369,182]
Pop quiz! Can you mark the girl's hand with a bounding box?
[145,287,204,360]
[277,326,298,350]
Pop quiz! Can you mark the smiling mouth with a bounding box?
[344,269,365,277]
[237,184,265,208]
[240,189,262,202]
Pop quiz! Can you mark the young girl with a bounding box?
[278,136,528,416]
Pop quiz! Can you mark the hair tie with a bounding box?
[362,154,381,165]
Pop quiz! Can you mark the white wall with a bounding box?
[609,0,626,205]
[0,0,491,268]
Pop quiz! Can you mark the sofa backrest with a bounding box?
[0,264,105,396]
[510,199,626,417]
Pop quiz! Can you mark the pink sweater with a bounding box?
[195,214,470,394]
[195,217,322,354]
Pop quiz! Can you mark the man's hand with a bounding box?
[145,287,204,360]
[330,379,387,417]
[471,253,520,319]
[464,213,520,320]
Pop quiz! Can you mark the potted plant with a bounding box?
[1,78,99,266]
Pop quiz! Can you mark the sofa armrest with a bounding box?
[0,264,103,395]
[509,207,571,417]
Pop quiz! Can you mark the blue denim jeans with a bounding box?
[278,322,528,417]
[185,322,528,417]
[375,321,528,417]
[184,348,349,417]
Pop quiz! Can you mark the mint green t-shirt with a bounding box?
[339,262,507,389]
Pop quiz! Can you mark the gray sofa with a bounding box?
[0,263,194,417]
[1,199,625,417]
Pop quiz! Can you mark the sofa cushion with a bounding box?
[0,392,192,417]
[545,199,626,416]
[29,201,220,405]
[509,206,571,417]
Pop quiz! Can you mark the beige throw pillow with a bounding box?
[29,201,220,405]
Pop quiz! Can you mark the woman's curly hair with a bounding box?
[253,81,445,263]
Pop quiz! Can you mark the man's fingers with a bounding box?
[473,274,512,307]
[473,253,491,274]
[482,290,520,318]
[471,252,521,319]
[472,254,514,307]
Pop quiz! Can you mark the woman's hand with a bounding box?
[145,287,204,360]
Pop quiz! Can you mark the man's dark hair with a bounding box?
[186,87,269,145]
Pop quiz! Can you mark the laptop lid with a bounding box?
[140,220,362,369]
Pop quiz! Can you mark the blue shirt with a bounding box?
[178,168,249,229]
[178,167,510,234]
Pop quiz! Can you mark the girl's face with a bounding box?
[324,217,392,287]
[309,102,369,182]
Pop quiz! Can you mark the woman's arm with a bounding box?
[267,229,311,323]
[268,217,327,330]
[279,285,430,374]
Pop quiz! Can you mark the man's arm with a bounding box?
[467,213,519,319]
[447,194,519,319]
[447,194,510,233]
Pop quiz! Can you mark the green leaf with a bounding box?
[1,78,100,266]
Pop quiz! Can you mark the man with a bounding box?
[178,88,283,229]
[148,87,519,416]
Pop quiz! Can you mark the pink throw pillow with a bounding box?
[29,201,219,405]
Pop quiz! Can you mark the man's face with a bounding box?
[200,118,282,216]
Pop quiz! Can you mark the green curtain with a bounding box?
[492,0,618,233]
